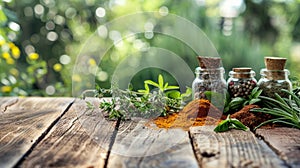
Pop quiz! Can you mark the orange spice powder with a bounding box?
[150,99,224,131]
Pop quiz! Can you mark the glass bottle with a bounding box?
[257,68,292,98]
[192,67,227,100]
[227,67,257,98]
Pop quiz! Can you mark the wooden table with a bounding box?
[0,97,299,168]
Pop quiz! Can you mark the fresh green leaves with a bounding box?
[143,74,179,93]
[100,99,124,119]
[137,83,150,94]
[251,89,300,130]
[214,115,249,132]
[95,74,190,119]
[225,87,262,113]
[86,101,94,110]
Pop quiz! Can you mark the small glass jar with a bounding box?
[258,68,292,98]
[227,68,257,98]
[192,67,227,100]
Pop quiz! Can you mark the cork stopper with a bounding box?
[233,67,252,73]
[197,56,221,69]
[264,57,287,70]
[231,67,253,78]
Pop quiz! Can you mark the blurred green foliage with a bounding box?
[0,0,299,96]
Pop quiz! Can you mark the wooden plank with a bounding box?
[107,121,199,168]
[190,126,287,168]
[0,97,18,113]
[256,127,300,167]
[0,97,74,168]
[21,98,117,168]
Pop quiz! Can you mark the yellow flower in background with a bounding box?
[10,68,19,76]
[6,58,15,64]
[2,52,10,59]
[8,42,15,48]
[72,74,82,82]
[28,53,39,60]
[89,58,97,66]
[11,46,20,59]
[53,63,62,72]
[1,86,12,93]
[0,40,5,46]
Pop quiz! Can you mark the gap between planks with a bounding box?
[103,118,121,168]
[0,97,75,168]
[13,98,75,167]
[19,97,120,168]
[188,131,202,168]
[255,127,300,167]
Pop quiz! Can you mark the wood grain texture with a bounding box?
[0,97,74,168]
[190,126,287,168]
[107,121,199,168]
[256,127,300,167]
[21,98,117,168]
[0,97,18,113]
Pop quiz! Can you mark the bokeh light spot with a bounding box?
[97,71,108,81]
[47,31,58,41]
[34,4,44,15]
[45,85,55,95]
[96,7,106,18]
[60,55,71,65]
[8,22,20,31]
[65,8,77,19]
[159,6,169,16]
[97,25,108,38]
[46,21,55,30]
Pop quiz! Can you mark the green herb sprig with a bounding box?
[214,115,249,132]
[90,74,192,119]
[224,87,262,113]
[251,89,300,130]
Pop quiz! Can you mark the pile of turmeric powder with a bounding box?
[150,99,225,131]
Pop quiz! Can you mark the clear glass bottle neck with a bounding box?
[195,67,225,80]
[229,70,255,79]
[260,68,290,80]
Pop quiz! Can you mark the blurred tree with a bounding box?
[0,0,299,96]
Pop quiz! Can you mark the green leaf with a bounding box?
[260,96,293,113]
[282,89,300,107]
[230,118,249,131]
[85,101,94,110]
[166,90,181,99]
[252,88,262,98]
[158,74,164,90]
[214,119,230,132]
[164,82,169,90]
[214,115,248,132]
[223,106,230,114]
[3,8,18,23]
[230,97,246,104]
[144,83,150,92]
[138,83,150,94]
[249,98,261,105]
[228,97,245,109]
[181,87,192,97]
[128,83,133,91]
[165,85,180,90]
[144,80,159,88]
[251,87,259,95]
[0,9,8,25]
[274,93,289,107]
